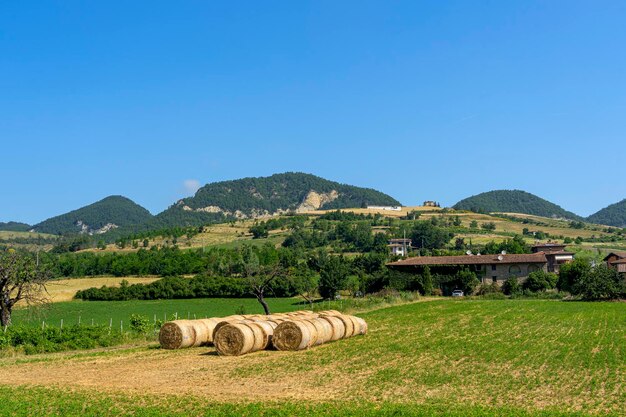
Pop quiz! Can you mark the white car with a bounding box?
[451,289,464,297]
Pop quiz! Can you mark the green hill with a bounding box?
[0,221,31,232]
[32,196,154,235]
[586,199,626,227]
[156,172,401,227]
[453,190,583,221]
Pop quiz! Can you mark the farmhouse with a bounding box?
[387,238,413,257]
[423,201,439,207]
[387,252,549,285]
[604,251,626,273]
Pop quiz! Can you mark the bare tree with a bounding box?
[290,267,319,308]
[0,250,51,326]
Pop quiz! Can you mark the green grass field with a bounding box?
[1,299,624,416]
[12,297,310,328]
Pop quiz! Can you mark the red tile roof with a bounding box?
[387,252,548,267]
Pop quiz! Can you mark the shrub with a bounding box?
[476,283,502,296]
[129,314,151,334]
[502,277,522,295]
[523,271,558,292]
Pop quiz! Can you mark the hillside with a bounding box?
[0,221,31,232]
[32,196,154,235]
[453,190,583,221]
[587,198,626,227]
[156,172,401,227]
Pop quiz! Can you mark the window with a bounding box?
[528,264,540,273]
[491,265,497,271]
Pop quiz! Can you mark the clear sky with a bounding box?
[2,1,625,224]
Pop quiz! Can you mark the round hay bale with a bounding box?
[247,321,274,349]
[214,323,256,356]
[272,320,315,351]
[302,318,330,345]
[298,319,319,346]
[353,316,368,335]
[317,310,341,316]
[212,319,245,341]
[319,315,346,341]
[159,320,197,349]
[241,322,266,352]
[222,314,246,321]
[196,318,221,343]
[335,315,355,339]
[189,320,212,346]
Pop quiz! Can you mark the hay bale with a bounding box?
[317,310,341,316]
[214,323,256,356]
[189,320,213,346]
[159,320,197,349]
[247,321,275,350]
[302,318,331,345]
[335,315,356,339]
[353,316,368,335]
[272,320,316,351]
[222,314,246,321]
[319,315,346,341]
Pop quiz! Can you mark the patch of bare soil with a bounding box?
[0,346,353,401]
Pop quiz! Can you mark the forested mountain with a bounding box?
[0,221,31,232]
[453,190,583,221]
[586,199,626,227]
[156,172,401,227]
[32,196,154,235]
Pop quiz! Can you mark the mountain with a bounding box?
[453,190,583,221]
[0,221,31,232]
[156,172,401,227]
[586,199,626,227]
[32,196,154,235]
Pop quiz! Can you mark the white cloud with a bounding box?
[183,179,201,195]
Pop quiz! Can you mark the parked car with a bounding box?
[451,289,464,297]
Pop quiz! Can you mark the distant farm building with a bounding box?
[387,252,550,287]
[387,238,413,257]
[366,206,402,211]
[604,251,626,273]
[423,201,440,207]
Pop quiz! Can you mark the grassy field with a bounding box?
[1,299,624,416]
[12,297,311,328]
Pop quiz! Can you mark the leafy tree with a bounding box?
[455,269,480,295]
[523,270,558,292]
[318,255,349,299]
[469,220,478,229]
[410,221,454,250]
[290,266,319,307]
[572,264,624,300]
[558,258,592,293]
[0,250,52,326]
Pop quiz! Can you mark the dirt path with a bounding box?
[0,344,353,401]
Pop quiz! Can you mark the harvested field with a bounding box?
[0,300,624,416]
[36,276,160,303]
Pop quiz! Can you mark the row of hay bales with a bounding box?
[159,310,368,356]
[158,310,341,350]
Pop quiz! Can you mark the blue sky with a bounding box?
[2,1,625,224]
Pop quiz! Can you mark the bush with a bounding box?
[0,325,127,354]
[502,277,522,295]
[523,271,558,292]
[476,283,502,296]
[129,314,152,334]
[573,264,624,300]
